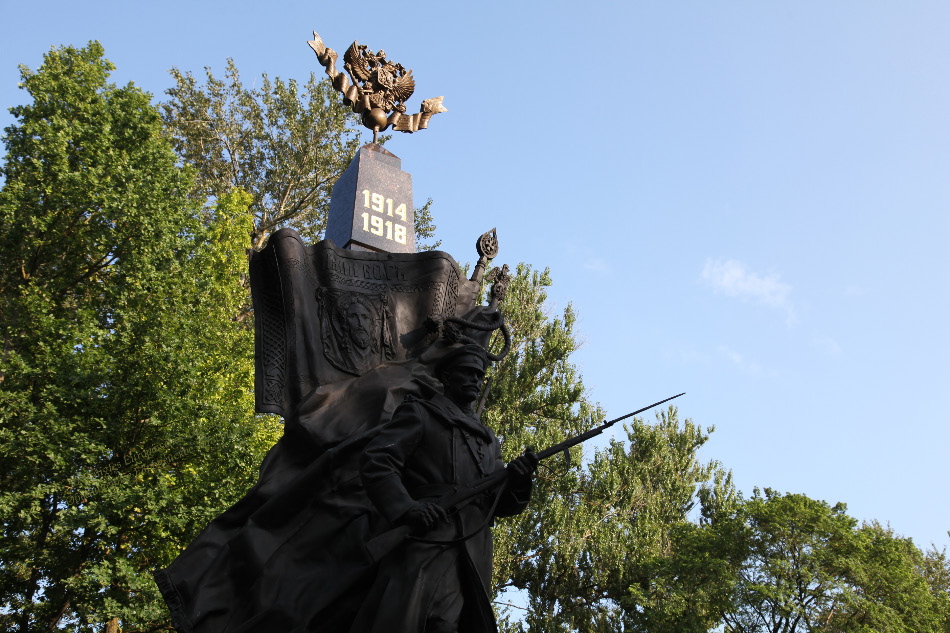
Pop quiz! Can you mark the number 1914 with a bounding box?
[362,190,407,221]
[360,189,408,245]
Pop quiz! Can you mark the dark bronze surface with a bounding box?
[249,231,473,415]
[308,31,447,143]
[368,394,688,563]
[470,228,498,284]
[152,40,520,630]
[355,347,531,631]
[486,263,511,309]
[155,228,519,633]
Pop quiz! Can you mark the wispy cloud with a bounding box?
[583,257,611,274]
[702,258,796,324]
[566,243,613,275]
[811,335,842,357]
[717,345,762,374]
[661,343,711,367]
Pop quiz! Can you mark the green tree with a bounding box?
[722,490,944,633]
[484,265,735,632]
[484,265,605,631]
[721,490,857,633]
[923,544,950,632]
[829,521,941,632]
[618,434,744,633]
[0,42,279,631]
[162,59,438,252]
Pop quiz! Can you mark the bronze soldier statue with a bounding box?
[354,344,538,632]
[155,31,674,633]
[155,228,677,631]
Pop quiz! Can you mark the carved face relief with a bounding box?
[345,302,373,350]
[316,288,396,376]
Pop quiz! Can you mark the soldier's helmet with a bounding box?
[435,343,489,377]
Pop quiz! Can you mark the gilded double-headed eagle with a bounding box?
[343,43,415,115]
[308,31,446,139]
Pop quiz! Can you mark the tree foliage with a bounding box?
[722,490,858,633]
[0,42,279,632]
[835,521,943,632]
[721,489,947,633]
[482,267,949,633]
[3,41,947,633]
[162,59,438,251]
[617,420,743,633]
[485,265,736,632]
[484,265,604,630]
[923,544,950,633]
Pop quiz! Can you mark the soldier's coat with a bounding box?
[155,357,529,633]
[356,391,531,632]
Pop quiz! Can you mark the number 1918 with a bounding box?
[360,189,408,245]
[361,213,407,244]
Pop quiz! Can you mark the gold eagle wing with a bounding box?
[343,41,372,83]
[391,72,415,104]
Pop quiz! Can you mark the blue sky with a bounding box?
[3,1,948,549]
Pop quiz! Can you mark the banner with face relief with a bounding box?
[250,229,478,416]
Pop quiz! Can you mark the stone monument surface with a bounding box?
[325,143,415,253]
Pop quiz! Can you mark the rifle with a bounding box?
[365,392,685,562]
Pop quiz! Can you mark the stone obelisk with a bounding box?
[325,143,415,253]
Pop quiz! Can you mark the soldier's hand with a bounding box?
[403,501,448,534]
[507,448,539,484]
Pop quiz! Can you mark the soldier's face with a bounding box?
[442,366,484,406]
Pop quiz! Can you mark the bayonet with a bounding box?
[365,393,685,562]
[535,392,685,460]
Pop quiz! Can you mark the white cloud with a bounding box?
[717,345,762,374]
[567,243,613,275]
[661,343,711,367]
[583,257,611,274]
[702,258,796,324]
[811,335,842,357]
